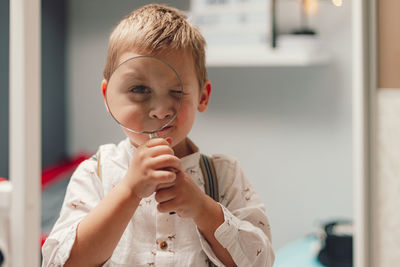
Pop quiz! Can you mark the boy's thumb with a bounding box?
[165,137,173,145]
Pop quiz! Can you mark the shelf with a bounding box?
[206,47,330,67]
[206,36,330,67]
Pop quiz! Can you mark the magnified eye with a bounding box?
[128,85,151,102]
[130,85,151,94]
[170,89,184,99]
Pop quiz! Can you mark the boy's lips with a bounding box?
[158,125,173,135]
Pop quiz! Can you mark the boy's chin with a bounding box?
[127,138,141,148]
[125,134,148,147]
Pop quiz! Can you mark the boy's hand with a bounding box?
[122,138,182,199]
[155,170,208,219]
[155,170,234,267]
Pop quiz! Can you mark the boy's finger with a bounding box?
[144,138,170,148]
[150,155,182,171]
[157,199,178,214]
[155,182,175,191]
[146,144,174,157]
[155,186,176,203]
[153,170,176,184]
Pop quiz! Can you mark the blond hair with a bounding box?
[103,4,207,88]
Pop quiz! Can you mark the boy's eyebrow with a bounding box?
[169,80,183,88]
[116,66,184,89]
[119,69,147,83]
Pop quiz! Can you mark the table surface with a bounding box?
[274,235,325,267]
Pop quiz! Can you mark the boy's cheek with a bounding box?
[176,104,196,123]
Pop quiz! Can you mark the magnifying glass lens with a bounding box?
[105,56,183,135]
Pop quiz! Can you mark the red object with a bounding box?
[1,153,90,189]
[41,153,91,190]
[1,154,92,247]
[41,153,91,246]
[41,234,49,247]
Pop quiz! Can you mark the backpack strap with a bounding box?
[199,154,219,202]
[199,154,219,267]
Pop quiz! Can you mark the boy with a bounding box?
[42,4,274,267]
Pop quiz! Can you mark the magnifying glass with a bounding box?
[105,55,183,140]
[105,55,183,214]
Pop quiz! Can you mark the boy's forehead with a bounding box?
[117,64,182,89]
[117,50,196,83]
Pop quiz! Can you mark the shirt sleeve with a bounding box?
[198,155,275,267]
[41,156,105,267]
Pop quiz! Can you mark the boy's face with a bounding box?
[103,50,211,153]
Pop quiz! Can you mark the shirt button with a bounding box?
[160,241,168,250]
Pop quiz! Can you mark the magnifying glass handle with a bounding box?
[149,132,176,215]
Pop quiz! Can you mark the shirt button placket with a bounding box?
[160,240,168,250]
[156,210,175,266]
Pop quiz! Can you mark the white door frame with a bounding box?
[6,0,377,266]
[9,0,41,266]
[353,0,377,267]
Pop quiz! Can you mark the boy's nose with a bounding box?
[149,107,174,120]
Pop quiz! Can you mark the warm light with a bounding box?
[304,0,318,15]
[332,0,343,7]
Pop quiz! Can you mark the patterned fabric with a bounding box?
[42,138,274,267]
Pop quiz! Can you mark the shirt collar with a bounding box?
[180,138,201,170]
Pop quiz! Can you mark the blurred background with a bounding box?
[0,0,353,264]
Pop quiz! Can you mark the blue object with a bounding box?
[274,235,325,267]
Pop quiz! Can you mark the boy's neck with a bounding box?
[173,138,197,158]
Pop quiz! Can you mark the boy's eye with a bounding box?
[130,85,151,94]
[170,89,184,98]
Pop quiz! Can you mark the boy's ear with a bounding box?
[102,79,110,113]
[197,80,212,113]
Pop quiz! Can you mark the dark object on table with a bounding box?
[317,221,353,267]
[0,248,4,266]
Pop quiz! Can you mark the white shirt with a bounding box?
[42,138,274,267]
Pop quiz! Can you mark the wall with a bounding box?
[375,91,400,266]
[0,0,9,178]
[41,0,68,167]
[67,0,353,249]
[0,0,67,178]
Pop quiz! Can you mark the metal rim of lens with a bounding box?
[104,55,184,134]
